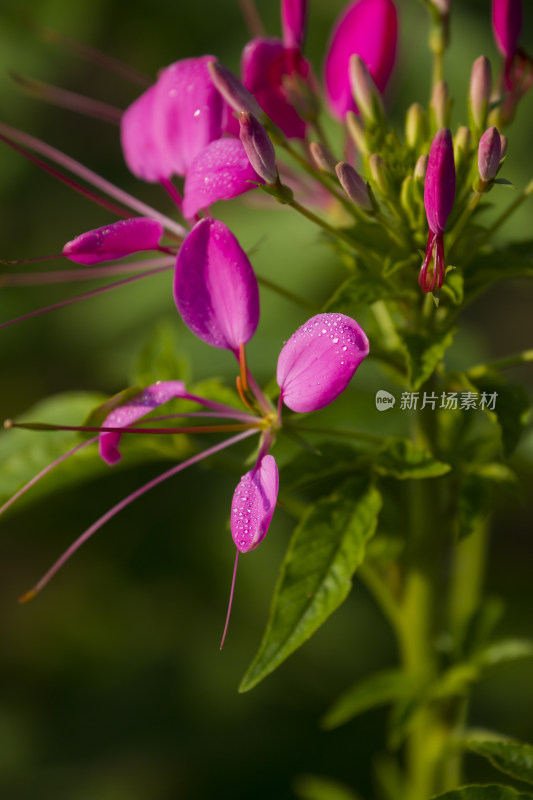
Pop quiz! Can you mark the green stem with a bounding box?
[467,348,533,378]
[359,562,403,638]
[257,274,319,312]
[289,198,368,257]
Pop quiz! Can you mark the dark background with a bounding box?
[0,1,532,798]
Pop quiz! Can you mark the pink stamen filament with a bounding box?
[220,549,239,649]
[0,437,98,518]
[0,260,174,330]
[10,422,261,435]
[19,428,258,602]
[160,178,184,212]
[0,257,176,287]
[0,122,187,238]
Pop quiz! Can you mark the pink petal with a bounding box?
[63,218,164,265]
[241,37,309,139]
[277,313,369,413]
[182,138,262,218]
[492,0,522,59]
[424,128,455,235]
[282,0,308,50]
[99,380,186,465]
[231,455,279,552]
[121,85,174,182]
[324,0,398,119]
[151,56,225,177]
[174,219,259,353]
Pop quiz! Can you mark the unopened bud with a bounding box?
[469,55,492,132]
[414,154,428,183]
[348,54,385,124]
[345,111,369,156]
[492,0,522,59]
[405,102,427,150]
[430,0,451,13]
[430,80,451,129]
[309,142,337,174]
[400,175,419,226]
[239,112,278,184]
[208,61,264,120]
[335,161,373,211]
[368,154,393,196]
[499,134,508,158]
[454,125,471,165]
[477,125,502,182]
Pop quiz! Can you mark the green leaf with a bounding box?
[469,371,531,457]
[463,738,533,786]
[293,774,363,800]
[132,320,189,386]
[401,328,456,390]
[375,438,451,479]
[432,785,533,800]
[477,639,533,668]
[279,442,362,494]
[239,478,382,692]
[321,668,415,730]
[457,474,492,540]
[429,663,480,700]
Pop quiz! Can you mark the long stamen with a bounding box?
[160,178,184,212]
[19,428,258,602]
[220,549,239,649]
[0,437,98,518]
[0,261,174,330]
[7,421,259,435]
[0,257,176,287]
[10,73,123,125]
[0,122,188,238]
[0,133,134,220]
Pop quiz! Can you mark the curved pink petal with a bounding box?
[231,454,279,552]
[182,138,262,218]
[99,380,186,465]
[282,0,308,50]
[63,218,164,265]
[277,313,369,413]
[174,219,259,353]
[492,0,522,59]
[242,37,309,139]
[324,0,398,119]
[424,128,455,235]
[121,85,174,182]
[151,56,225,177]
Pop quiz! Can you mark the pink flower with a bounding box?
[324,0,398,120]
[231,454,279,553]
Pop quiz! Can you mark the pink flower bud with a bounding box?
[182,138,263,219]
[424,128,455,235]
[324,0,398,120]
[281,0,308,50]
[500,133,508,157]
[478,126,502,181]
[414,154,428,182]
[469,55,493,130]
[231,455,279,552]
[335,162,373,210]
[99,381,186,465]
[492,0,522,59]
[277,313,369,413]
[207,60,264,120]
[309,141,338,173]
[239,111,278,184]
[63,218,164,265]
[349,54,385,122]
[174,219,259,354]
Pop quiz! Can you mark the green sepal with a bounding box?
[321,668,416,730]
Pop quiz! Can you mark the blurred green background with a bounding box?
[0,1,532,798]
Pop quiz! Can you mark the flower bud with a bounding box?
[208,60,264,120]
[500,133,508,157]
[174,219,259,354]
[405,102,427,150]
[277,313,369,413]
[324,0,397,120]
[425,128,455,235]
[478,125,502,182]
[281,0,308,50]
[414,154,428,183]
[349,54,385,123]
[492,0,522,59]
[335,161,373,210]
[231,455,279,552]
[369,153,393,195]
[309,141,338,173]
[400,175,419,226]
[453,125,471,166]
[239,111,278,184]
[469,56,492,132]
[345,111,369,156]
[430,0,451,13]
[430,80,451,129]
[63,218,164,265]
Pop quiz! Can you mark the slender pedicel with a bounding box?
[0,122,187,238]
[18,429,258,602]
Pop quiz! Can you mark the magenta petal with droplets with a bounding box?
[241,37,309,139]
[174,218,259,353]
[63,218,165,265]
[231,455,279,552]
[324,0,398,119]
[182,138,262,218]
[424,128,455,235]
[99,381,186,465]
[277,313,369,413]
